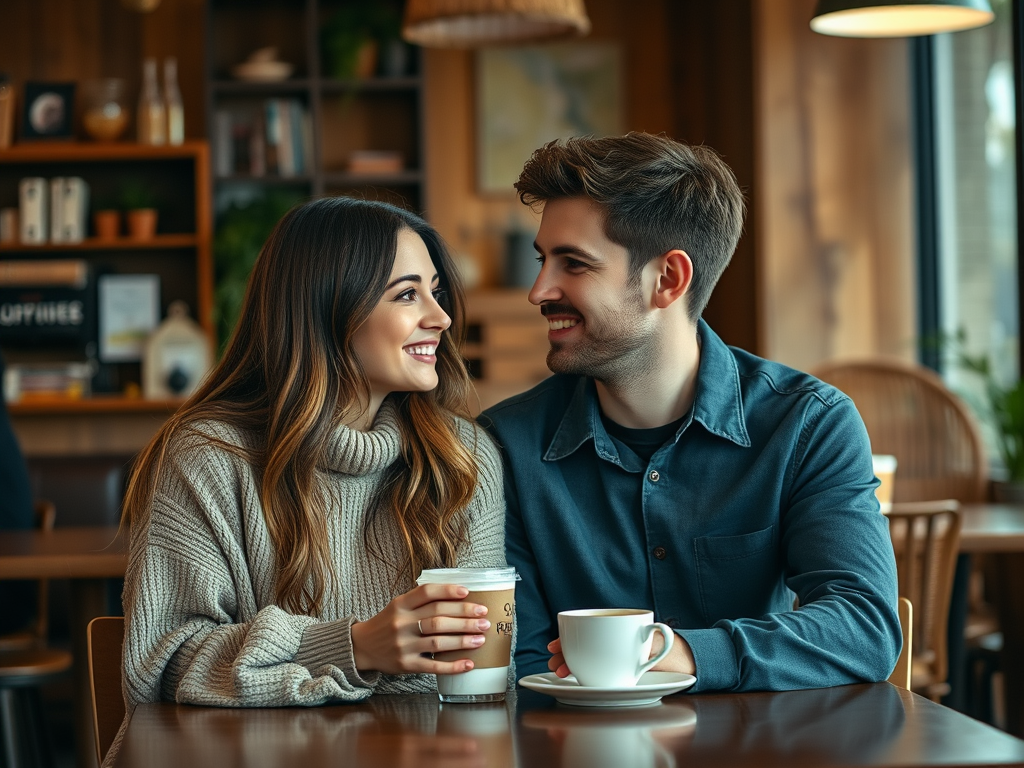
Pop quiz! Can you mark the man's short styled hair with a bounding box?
[514,132,745,321]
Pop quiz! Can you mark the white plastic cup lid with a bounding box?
[872,454,898,473]
[416,567,520,587]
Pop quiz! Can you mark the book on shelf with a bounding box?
[214,99,309,179]
[3,361,92,403]
[348,150,404,175]
[19,177,47,244]
[48,177,90,244]
[0,259,89,288]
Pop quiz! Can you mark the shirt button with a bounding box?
[664,617,679,629]
[653,546,667,560]
[649,470,660,482]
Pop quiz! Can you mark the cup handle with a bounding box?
[637,623,675,678]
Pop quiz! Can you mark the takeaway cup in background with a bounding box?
[872,454,897,513]
[557,609,674,688]
[415,567,518,703]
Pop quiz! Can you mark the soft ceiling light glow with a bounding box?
[403,0,591,48]
[811,1,994,38]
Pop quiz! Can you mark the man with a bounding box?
[0,351,36,635]
[480,133,900,692]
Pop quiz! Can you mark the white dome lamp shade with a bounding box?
[403,0,591,48]
[811,0,994,38]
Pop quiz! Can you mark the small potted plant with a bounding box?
[92,197,121,240]
[321,2,402,79]
[120,181,159,240]
[959,351,1024,500]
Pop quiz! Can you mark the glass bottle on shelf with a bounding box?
[164,57,184,145]
[138,58,166,145]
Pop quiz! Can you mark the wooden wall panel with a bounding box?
[0,0,206,141]
[667,0,760,354]
[755,0,915,371]
[423,0,675,290]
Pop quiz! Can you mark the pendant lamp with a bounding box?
[811,0,994,37]
[403,0,591,48]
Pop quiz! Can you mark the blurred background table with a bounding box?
[958,504,1024,738]
[0,525,127,768]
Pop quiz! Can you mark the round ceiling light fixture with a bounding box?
[403,0,591,48]
[810,0,994,38]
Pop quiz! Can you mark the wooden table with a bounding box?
[0,525,127,768]
[960,504,1024,552]
[111,684,1024,768]
[955,504,1024,737]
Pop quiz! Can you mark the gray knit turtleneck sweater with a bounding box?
[120,399,506,716]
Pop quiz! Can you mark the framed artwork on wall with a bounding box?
[21,82,76,140]
[475,42,623,195]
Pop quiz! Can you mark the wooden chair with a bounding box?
[889,597,913,690]
[87,616,125,765]
[0,500,74,768]
[885,500,962,701]
[812,358,987,504]
[814,358,997,707]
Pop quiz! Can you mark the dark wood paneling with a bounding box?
[666,0,760,354]
[0,0,205,141]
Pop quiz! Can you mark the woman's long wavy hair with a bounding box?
[123,197,478,615]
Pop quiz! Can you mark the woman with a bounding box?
[120,197,506,712]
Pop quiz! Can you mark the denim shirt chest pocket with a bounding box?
[693,525,779,625]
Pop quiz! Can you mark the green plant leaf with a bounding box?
[213,191,303,353]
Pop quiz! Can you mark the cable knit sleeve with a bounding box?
[454,419,507,568]
[122,425,378,712]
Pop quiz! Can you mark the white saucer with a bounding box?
[518,671,696,707]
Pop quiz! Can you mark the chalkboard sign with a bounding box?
[0,280,96,347]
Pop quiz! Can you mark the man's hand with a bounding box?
[546,632,697,678]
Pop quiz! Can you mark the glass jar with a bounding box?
[82,79,130,142]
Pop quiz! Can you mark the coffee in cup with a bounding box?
[415,567,518,703]
[557,609,674,688]
[872,454,897,513]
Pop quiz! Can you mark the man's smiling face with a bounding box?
[529,197,657,383]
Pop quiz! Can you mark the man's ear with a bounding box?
[652,249,693,310]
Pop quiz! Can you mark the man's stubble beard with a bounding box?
[545,289,658,387]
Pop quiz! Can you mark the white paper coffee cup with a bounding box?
[416,567,518,703]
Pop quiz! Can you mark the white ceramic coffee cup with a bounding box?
[557,609,675,688]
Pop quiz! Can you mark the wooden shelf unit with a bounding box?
[0,140,213,413]
[205,0,426,214]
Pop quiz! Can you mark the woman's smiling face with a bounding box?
[350,228,452,416]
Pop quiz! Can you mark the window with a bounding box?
[919,0,1018,465]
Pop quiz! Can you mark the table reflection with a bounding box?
[516,683,905,768]
[116,684,909,768]
[521,700,696,768]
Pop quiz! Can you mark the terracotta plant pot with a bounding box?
[93,210,121,240]
[125,208,158,240]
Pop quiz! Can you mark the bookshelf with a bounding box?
[205,0,426,215]
[0,140,213,412]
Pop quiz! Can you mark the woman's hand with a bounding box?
[351,584,490,676]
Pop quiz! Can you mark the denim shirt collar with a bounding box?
[543,319,751,463]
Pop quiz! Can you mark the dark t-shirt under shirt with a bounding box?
[601,413,687,464]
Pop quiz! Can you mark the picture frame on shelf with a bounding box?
[475,43,623,195]
[21,81,76,140]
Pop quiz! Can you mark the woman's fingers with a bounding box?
[407,657,477,675]
[402,583,470,609]
[419,631,487,655]
[418,615,490,636]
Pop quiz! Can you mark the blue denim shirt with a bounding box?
[480,320,900,692]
